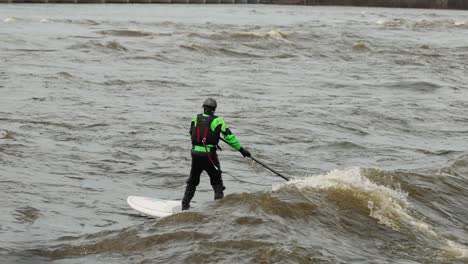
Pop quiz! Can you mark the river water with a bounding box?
[1,4,468,264]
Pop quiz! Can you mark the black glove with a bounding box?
[239,147,251,158]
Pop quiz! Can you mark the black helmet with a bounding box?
[202,98,217,109]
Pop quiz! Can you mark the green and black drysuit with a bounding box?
[182,113,242,209]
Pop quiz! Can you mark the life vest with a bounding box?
[191,114,220,146]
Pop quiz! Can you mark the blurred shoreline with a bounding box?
[0,0,467,10]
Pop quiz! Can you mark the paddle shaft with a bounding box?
[249,156,290,181]
[219,138,289,181]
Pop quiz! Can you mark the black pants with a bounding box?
[186,150,223,188]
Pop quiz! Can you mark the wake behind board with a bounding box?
[127,196,182,218]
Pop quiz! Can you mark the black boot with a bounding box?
[182,185,196,211]
[213,184,225,200]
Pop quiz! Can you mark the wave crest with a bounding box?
[277,168,435,235]
[96,29,155,37]
[180,44,262,58]
[68,40,128,52]
[231,30,290,42]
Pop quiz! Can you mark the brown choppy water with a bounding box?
[1,4,468,264]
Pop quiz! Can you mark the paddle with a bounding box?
[248,156,290,182]
[219,138,289,181]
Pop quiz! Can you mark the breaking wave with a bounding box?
[180,44,263,58]
[96,29,156,37]
[22,165,468,263]
[68,40,128,52]
[229,30,290,42]
[276,167,468,260]
[190,30,290,42]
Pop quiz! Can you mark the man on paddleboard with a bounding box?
[182,98,251,210]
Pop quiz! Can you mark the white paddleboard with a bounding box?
[127,196,182,218]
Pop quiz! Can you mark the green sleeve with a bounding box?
[211,117,242,151]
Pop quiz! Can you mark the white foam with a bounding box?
[276,167,468,260]
[376,20,385,25]
[445,240,468,259]
[234,30,290,42]
[276,167,403,198]
[266,30,289,42]
[276,168,440,236]
[4,17,16,23]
